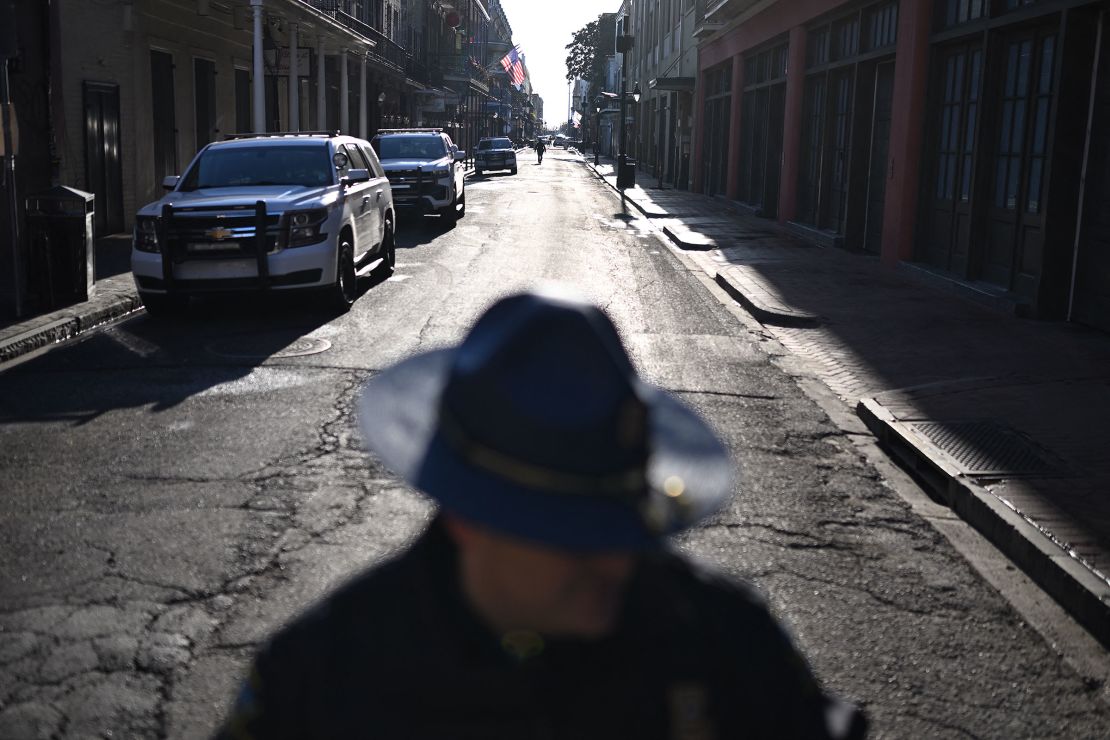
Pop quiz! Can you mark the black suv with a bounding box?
[474,137,518,176]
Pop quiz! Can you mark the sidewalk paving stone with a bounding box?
[583,155,1110,646]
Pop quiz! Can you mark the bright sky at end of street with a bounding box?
[498,0,618,131]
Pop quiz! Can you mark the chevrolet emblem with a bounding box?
[205,227,234,241]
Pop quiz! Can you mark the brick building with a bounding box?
[691,0,1110,330]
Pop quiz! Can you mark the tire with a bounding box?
[510,167,518,175]
[440,192,458,226]
[373,217,396,278]
[474,168,483,177]
[330,238,357,311]
[140,292,187,316]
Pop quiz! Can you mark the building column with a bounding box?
[881,0,935,265]
[250,0,265,133]
[777,25,807,223]
[725,55,745,201]
[339,49,349,133]
[316,37,326,130]
[359,55,367,138]
[288,22,299,131]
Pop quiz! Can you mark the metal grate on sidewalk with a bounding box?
[906,420,1058,477]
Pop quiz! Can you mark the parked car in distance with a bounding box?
[371,128,465,225]
[131,132,395,315]
[554,135,567,148]
[474,137,518,176]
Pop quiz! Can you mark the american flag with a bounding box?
[500,46,525,86]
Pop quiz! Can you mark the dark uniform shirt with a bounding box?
[216,519,866,739]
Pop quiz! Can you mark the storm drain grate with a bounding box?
[906,420,1057,476]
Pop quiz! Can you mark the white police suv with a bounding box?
[370,129,465,225]
[131,132,395,315]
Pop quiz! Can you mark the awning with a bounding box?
[649,77,696,91]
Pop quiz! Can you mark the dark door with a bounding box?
[822,68,854,234]
[150,50,178,188]
[797,75,827,225]
[923,43,983,274]
[83,81,124,236]
[235,68,251,135]
[763,83,785,218]
[863,61,895,253]
[194,58,217,152]
[1073,18,1110,331]
[984,27,1057,296]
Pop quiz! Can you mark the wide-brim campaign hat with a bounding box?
[357,287,734,551]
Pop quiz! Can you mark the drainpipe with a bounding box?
[251,0,265,133]
[1068,11,1103,323]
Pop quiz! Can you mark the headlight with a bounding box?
[134,217,160,253]
[284,207,330,248]
[431,168,451,180]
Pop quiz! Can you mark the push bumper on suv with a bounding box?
[131,202,337,294]
[384,168,452,212]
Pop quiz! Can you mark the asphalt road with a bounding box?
[1,149,1108,738]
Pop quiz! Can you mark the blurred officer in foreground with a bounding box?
[216,288,867,740]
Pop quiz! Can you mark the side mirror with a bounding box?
[344,168,370,184]
[453,151,465,161]
[162,176,180,191]
[343,168,371,184]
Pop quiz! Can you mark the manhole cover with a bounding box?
[907,420,1056,476]
[206,336,331,359]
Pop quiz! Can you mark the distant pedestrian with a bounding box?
[535,138,546,164]
[215,288,867,740]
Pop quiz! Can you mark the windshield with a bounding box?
[478,138,513,151]
[373,136,447,160]
[179,145,332,190]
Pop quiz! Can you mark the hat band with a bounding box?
[437,406,648,499]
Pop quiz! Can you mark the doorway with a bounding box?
[863,61,895,253]
[82,81,124,236]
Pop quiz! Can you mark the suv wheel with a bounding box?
[440,192,459,227]
[374,217,396,278]
[331,239,357,311]
[140,292,187,317]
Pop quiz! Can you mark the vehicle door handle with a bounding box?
[362,196,371,204]
[376,191,382,201]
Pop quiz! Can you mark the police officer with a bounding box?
[216,288,867,740]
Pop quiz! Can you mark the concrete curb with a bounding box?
[713,270,821,327]
[857,397,1110,648]
[0,291,143,365]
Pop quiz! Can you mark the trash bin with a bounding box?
[24,186,95,310]
[617,155,637,189]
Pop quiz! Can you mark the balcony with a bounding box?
[695,0,776,39]
[298,1,423,80]
[435,54,490,93]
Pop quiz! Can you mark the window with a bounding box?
[864,2,898,51]
[194,58,217,152]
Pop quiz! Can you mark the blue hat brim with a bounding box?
[357,348,734,551]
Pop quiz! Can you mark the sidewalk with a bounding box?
[584,153,1110,647]
[0,235,142,363]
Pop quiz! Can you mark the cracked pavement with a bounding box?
[1,155,1108,738]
